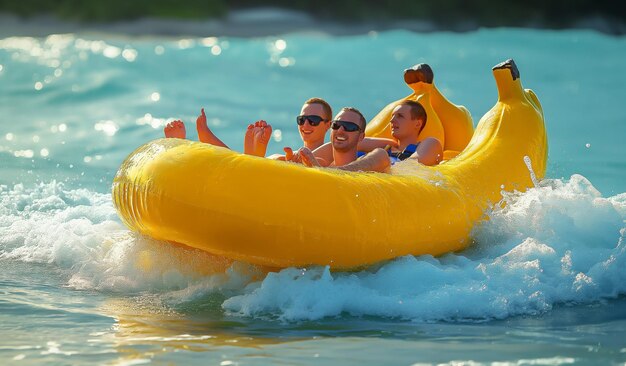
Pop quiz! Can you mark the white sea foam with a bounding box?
[222,174,626,321]
[0,182,236,293]
[1,176,625,321]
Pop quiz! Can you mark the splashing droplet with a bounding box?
[523,155,539,187]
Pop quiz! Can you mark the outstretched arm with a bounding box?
[338,148,391,173]
[358,137,397,152]
[269,147,294,162]
[311,142,333,167]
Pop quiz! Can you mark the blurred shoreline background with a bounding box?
[1,0,625,37]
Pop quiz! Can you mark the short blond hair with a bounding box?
[304,97,332,121]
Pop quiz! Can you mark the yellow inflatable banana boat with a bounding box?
[113,59,547,270]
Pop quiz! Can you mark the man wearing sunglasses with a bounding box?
[290,107,391,172]
[295,98,333,152]
[275,98,334,164]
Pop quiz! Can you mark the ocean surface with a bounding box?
[1,27,625,365]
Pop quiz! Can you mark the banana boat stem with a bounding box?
[493,59,525,102]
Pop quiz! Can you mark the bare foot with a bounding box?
[196,108,214,142]
[252,120,272,157]
[164,120,186,139]
[243,123,255,155]
[196,108,229,148]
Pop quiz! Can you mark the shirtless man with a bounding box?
[367,100,443,166]
[163,97,332,158]
[271,97,332,163]
[291,107,390,172]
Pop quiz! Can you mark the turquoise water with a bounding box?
[1,28,626,365]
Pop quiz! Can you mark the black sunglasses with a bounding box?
[296,115,326,126]
[331,120,362,132]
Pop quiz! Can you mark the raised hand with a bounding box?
[298,147,321,167]
[283,147,294,161]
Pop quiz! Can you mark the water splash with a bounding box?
[523,155,539,187]
[223,175,626,321]
[1,176,625,321]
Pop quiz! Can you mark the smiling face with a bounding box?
[330,110,365,153]
[390,104,423,142]
[298,103,331,146]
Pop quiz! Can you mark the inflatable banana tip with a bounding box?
[404,63,434,85]
[492,59,520,80]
